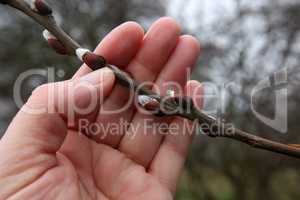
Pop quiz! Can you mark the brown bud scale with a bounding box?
[48,38,68,55]
[83,52,106,70]
[34,0,52,15]
[144,101,160,111]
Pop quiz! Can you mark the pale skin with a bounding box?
[0,17,203,200]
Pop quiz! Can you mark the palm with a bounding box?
[0,18,201,200]
[46,130,171,200]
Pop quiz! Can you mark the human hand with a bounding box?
[0,17,202,200]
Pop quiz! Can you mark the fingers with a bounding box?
[92,17,181,146]
[73,21,144,78]
[119,36,200,167]
[91,143,142,199]
[58,21,145,172]
[2,68,115,153]
[149,81,203,195]
[58,68,116,129]
[126,17,181,83]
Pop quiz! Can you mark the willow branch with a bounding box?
[2,0,300,159]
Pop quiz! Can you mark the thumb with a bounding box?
[1,67,115,153]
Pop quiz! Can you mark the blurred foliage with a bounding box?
[1,0,300,199]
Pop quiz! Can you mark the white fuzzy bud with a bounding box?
[24,0,52,15]
[24,0,37,11]
[76,48,91,61]
[138,95,160,111]
[166,89,175,97]
[138,95,152,107]
[42,29,56,40]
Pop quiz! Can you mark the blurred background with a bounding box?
[1,0,300,199]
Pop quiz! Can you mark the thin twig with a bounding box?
[2,0,300,159]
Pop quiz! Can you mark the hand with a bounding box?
[0,17,202,200]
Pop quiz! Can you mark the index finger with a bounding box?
[73,21,145,78]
